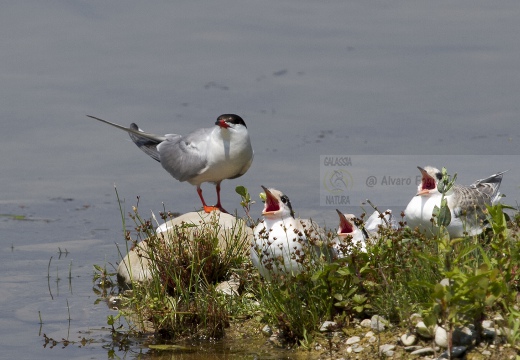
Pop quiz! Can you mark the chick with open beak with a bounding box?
[251,186,322,280]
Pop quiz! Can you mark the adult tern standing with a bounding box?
[88,114,253,213]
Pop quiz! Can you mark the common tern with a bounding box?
[364,208,396,233]
[404,166,506,238]
[333,209,394,257]
[251,186,323,280]
[88,114,253,213]
[334,210,368,255]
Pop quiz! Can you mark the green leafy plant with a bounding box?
[235,185,256,226]
[431,167,456,232]
[92,185,520,357]
[413,200,518,356]
[114,201,253,340]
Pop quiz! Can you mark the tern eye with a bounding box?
[281,195,289,204]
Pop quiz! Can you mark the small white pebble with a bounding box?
[346,336,361,345]
[360,319,372,328]
[261,325,272,336]
[353,344,364,353]
[400,333,417,346]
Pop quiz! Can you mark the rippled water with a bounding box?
[1,1,519,358]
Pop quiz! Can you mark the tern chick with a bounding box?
[404,166,506,238]
[251,186,323,280]
[334,209,395,257]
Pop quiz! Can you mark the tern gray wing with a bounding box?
[451,185,490,218]
[157,128,212,183]
[128,123,161,162]
[87,115,167,162]
[450,170,506,220]
[469,170,507,204]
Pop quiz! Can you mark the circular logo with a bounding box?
[323,169,353,194]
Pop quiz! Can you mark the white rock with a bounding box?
[360,319,372,328]
[416,321,435,339]
[440,278,453,287]
[435,325,448,348]
[320,321,337,332]
[410,347,436,356]
[482,320,495,329]
[368,336,377,343]
[215,275,240,296]
[379,344,396,356]
[352,344,364,353]
[117,211,252,285]
[404,346,422,352]
[365,331,374,338]
[346,336,361,345]
[435,325,476,348]
[116,240,153,284]
[409,313,422,324]
[400,333,417,346]
[371,315,388,331]
[261,325,272,336]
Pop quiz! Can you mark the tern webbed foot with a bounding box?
[202,205,228,214]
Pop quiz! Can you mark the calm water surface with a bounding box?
[1,1,519,358]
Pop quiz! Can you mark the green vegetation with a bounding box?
[108,203,253,340]
[95,180,520,357]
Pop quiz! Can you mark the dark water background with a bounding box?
[1,1,519,358]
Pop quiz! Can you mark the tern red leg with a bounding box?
[196,185,227,213]
[214,182,228,213]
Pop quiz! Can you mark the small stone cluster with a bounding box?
[263,313,517,359]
